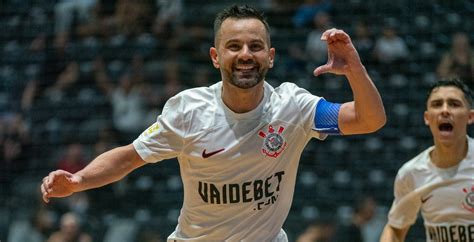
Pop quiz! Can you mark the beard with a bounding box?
[225,63,268,89]
[229,71,264,89]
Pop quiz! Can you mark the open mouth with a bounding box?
[438,123,453,132]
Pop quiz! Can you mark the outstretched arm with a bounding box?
[41,144,146,203]
[380,224,410,242]
[314,28,386,135]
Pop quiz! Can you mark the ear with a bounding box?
[423,110,430,126]
[468,109,474,125]
[210,47,219,69]
[269,47,275,68]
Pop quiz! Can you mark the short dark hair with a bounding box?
[213,5,270,45]
[427,79,473,107]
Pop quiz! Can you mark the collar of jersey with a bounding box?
[214,81,271,120]
[426,135,473,171]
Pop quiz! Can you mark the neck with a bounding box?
[430,136,468,168]
[221,81,264,113]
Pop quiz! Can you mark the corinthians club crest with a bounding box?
[461,185,474,213]
[258,125,287,158]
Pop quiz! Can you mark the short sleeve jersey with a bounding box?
[387,136,474,242]
[133,81,326,241]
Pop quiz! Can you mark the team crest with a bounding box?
[461,185,474,213]
[258,125,287,158]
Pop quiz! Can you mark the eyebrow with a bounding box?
[224,38,265,44]
[429,98,464,104]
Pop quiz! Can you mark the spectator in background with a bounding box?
[114,54,158,140]
[53,143,91,217]
[351,20,374,64]
[0,113,31,190]
[22,33,73,110]
[334,195,384,242]
[161,58,184,102]
[305,11,333,67]
[44,61,81,103]
[76,0,118,38]
[437,32,474,87]
[109,72,149,139]
[91,55,153,141]
[136,227,164,242]
[260,0,302,12]
[373,19,409,65]
[21,34,47,111]
[284,10,332,76]
[152,0,183,39]
[93,126,119,156]
[54,0,98,37]
[113,0,154,37]
[56,143,88,174]
[47,212,92,242]
[292,0,332,28]
[296,218,336,242]
[8,207,55,242]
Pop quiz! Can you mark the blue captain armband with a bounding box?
[314,99,342,135]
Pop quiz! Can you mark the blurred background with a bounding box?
[0,0,473,241]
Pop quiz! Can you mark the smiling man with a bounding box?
[380,79,474,242]
[40,5,385,241]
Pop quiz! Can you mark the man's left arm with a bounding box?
[314,28,386,135]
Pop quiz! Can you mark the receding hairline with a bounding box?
[213,17,271,46]
[213,5,271,46]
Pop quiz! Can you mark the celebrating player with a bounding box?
[41,5,385,241]
[380,79,474,242]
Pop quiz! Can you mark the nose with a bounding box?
[238,45,253,61]
[440,103,450,115]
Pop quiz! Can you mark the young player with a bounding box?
[380,79,474,242]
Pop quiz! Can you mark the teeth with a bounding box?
[236,66,254,70]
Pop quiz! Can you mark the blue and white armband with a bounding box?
[313,99,342,135]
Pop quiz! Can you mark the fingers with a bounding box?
[313,64,330,76]
[41,176,50,203]
[40,170,64,203]
[320,28,350,44]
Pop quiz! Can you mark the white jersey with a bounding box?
[387,136,474,242]
[133,81,326,241]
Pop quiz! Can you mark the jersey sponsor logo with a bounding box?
[426,224,474,242]
[202,148,225,158]
[461,185,474,213]
[258,125,287,158]
[421,194,433,204]
[198,171,285,211]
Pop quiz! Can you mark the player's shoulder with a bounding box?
[165,84,218,113]
[397,146,432,178]
[468,136,474,149]
[273,82,303,94]
[174,85,216,104]
[272,82,317,100]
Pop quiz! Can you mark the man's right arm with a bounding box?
[41,144,146,202]
[380,224,410,242]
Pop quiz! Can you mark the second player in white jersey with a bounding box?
[387,136,474,242]
[381,79,474,242]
